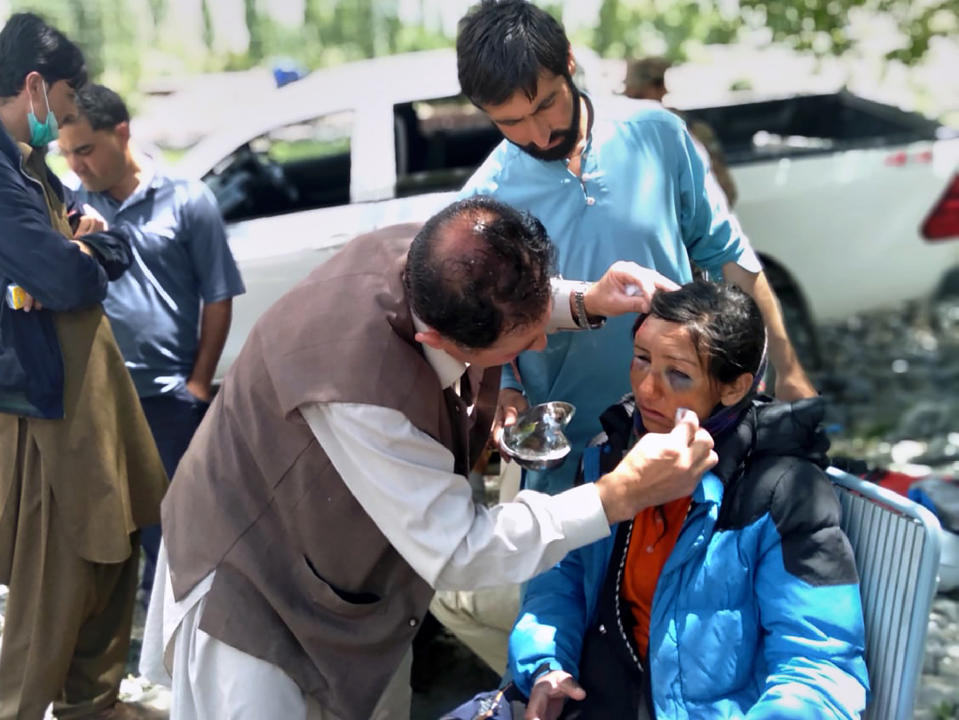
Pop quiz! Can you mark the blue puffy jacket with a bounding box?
[510,397,869,719]
[0,121,132,418]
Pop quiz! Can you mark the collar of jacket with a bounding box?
[712,395,830,484]
[597,394,830,489]
[0,117,67,200]
[694,470,724,507]
[0,117,20,164]
[595,395,724,508]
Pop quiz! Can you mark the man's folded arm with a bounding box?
[0,178,108,309]
[78,224,133,281]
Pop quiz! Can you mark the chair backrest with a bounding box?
[827,467,942,720]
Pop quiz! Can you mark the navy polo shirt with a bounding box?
[71,161,245,397]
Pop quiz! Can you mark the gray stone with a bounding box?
[925,636,946,658]
[893,402,955,442]
[917,674,959,708]
[915,436,959,466]
[891,439,927,464]
[934,598,959,625]
[937,654,959,679]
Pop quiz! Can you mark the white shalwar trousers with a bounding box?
[140,544,412,720]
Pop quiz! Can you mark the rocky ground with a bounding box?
[1,295,957,719]
[810,294,959,720]
[817,295,959,478]
[920,594,959,720]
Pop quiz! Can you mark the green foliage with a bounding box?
[880,0,959,65]
[301,0,446,62]
[268,137,350,164]
[145,0,164,29]
[2,0,952,112]
[592,0,739,61]
[200,0,214,53]
[933,700,959,720]
[587,0,955,65]
[8,0,144,94]
[736,0,958,65]
[244,0,264,64]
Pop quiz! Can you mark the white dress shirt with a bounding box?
[299,292,610,591]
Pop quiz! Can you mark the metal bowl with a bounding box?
[501,401,576,471]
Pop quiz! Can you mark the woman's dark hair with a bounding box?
[457,0,570,107]
[404,195,555,349]
[0,13,87,98]
[75,83,130,130]
[632,281,765,384]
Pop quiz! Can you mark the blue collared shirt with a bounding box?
[71,161,245,397]
[461,98,760,493]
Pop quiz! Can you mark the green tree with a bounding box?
[69,0,107,79]
[244,0,264,64]
[740,0,959,64]
[146,0,165,29]
[590,0,956,66]
[304,0,331,47]
[97,0,141,96]
[592,0,737,61]
[201,0,214,53]
[8,0,114,80]
[335,0,376,58]
[593,0,623,56]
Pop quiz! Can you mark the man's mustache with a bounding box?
[523,129,572,153]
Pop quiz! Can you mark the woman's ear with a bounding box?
[719,373,754,407]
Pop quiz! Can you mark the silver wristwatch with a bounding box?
[573,284,606,330]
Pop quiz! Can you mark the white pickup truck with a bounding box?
[683,92,959,367]
[175,50,959,377]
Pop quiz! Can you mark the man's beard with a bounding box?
[513,78,582,162]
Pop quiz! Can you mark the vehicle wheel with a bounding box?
[934,266,959,300]
[761,261,823,390]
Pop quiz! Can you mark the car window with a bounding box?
[204,110,354,222]
[393,95,501,198]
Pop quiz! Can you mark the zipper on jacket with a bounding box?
[18,153,47,194]
[613,520,646,675]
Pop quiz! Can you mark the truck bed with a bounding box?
[682,91,949,164]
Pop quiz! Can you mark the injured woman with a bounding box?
[445,280,869,720]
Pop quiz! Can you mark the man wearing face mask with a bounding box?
[0,13,167,720]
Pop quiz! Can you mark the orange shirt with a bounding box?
[621,495,693,657]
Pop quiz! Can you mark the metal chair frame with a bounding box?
[828,467,942,720]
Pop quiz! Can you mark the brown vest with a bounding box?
[162,224,499,719]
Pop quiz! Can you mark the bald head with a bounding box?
[405,196,555,349]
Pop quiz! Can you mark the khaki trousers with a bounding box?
[0,418,139,720]
[429,462,522,675]
[428,586,519,676]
